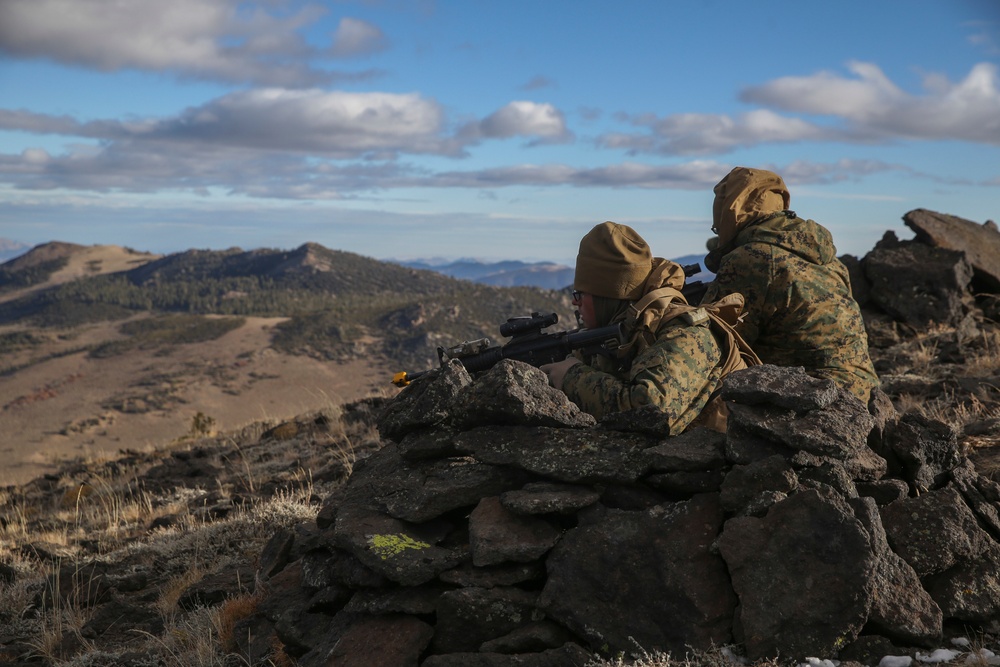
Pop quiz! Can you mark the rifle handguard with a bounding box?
[391,312,623,386]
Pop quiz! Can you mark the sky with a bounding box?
[0,0,998,265]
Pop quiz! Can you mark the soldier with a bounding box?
[541,221,757,434]
[701,166,879,403]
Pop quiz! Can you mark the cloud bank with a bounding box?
[0,0,996,202]
[0,0,385,86]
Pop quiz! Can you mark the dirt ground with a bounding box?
[0,316,395,486]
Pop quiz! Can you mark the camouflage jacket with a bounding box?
[561,318,723,435]
[701,212,879,402]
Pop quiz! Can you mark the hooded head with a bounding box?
[712,167,790,248]
[574,221,652,301]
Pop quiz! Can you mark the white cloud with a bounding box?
[599,62,1000,156]
[475,102,572,144]
[0,90,462,158]
[0,0,379,86]
[600,109,835,156]
[164,89,459,156]
[741,61,1000,144]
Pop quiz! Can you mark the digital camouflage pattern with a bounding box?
[561,318,724,435]
[701,212,879,402]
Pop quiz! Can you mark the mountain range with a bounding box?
[1,238,709,291]
[0,239,575,485]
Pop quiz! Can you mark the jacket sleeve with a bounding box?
[561,323,723,434]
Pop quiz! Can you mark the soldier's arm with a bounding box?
[561,324,723,434]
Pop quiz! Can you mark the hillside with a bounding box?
[0,210,997,666]
[0,241,575,485]
[0,243,159,300]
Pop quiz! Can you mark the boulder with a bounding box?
[880,486,993,578]
[455,425,653,485]
[884,413,962,494]
[718,489,876,661]
[903,208,1000,292]
[378,359,471,442]
[468,496,562,567]
[332,505,466,586]
[849,496,943,646]
[433,586,542,653]
[923,543,1000,631]
[453,360,596,430]
[861,232,973,328]
[541,494,736,657]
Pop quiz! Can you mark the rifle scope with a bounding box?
[499,312,558,338]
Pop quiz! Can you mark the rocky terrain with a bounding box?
[0,209,999,666]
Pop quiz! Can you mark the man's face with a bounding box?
[573,291,597,329]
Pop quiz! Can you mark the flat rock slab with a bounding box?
[469,496,562,566]
[499,482,601,515]
[904,208,1000,291]
[643,427,726,472]
[722,365,840,412]
[457,425,655,484]
[333,505,466,586]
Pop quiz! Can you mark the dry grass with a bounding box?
[584,639,1000,667]
[0,394,367,666]
[215,592,263,653]
[896,391,1000,434]
[586,643,774,667]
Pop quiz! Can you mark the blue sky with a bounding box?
[0,0,998,265]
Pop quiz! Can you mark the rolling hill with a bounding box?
[0,241,575,484]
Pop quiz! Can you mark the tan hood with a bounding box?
[712,167,791,248]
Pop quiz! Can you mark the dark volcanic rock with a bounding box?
[880,486,993,578]
[923,543,1000,630]
[726,387,875,460]
[499,482,600,515]
[885,413,963,493]
[718,489,876,661]
[456,425,654,484]
[322,614,434,667]
[950,458,1000,541]
[377,359,471,442]
[421,643,593,667]
[903,208,1000,292]
[468,496,562,566]
[849,497,943,646]
[643,427,727,472]
[719,455,798,516]
[433,586,542,653]
[722,364,841,412]
[540,494,736,656]
[340,442,529,523]
[333,505,466,586]
[862,233,973,328]
[454,360,596,429]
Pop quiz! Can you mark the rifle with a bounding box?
[392,312,623,387]
[679,262,708,305]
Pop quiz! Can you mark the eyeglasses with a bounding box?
[572,290,583,302]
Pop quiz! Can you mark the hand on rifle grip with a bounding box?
[540,357,580,391]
